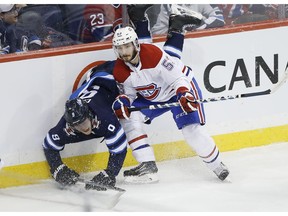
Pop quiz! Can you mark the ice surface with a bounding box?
[0,142,288,212]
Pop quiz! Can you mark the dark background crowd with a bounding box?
[0,4,287,55]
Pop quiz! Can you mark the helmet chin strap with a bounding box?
[121,47,139,65]
[129,52,139,65]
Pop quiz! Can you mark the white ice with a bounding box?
[0,142,288,212]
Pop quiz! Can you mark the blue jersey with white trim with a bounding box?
[43,61,126,176]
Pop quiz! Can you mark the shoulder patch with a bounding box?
[140,44,163,69]
[113,59,131,83]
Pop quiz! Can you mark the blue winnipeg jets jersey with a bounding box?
[43,61,126,176]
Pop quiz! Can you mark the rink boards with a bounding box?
[0,20,288,188]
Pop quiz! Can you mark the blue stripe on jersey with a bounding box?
[106,127,125,146]
[106,127,128,154]
[70,77,95,99]
[205,151,220,163]
[43,133,64,151]
[91,71,114,80]
[109,144,127,154]
[164,49,181,59]
[163,31,184,58]
[134,144,150,151]
[183,66,192,77]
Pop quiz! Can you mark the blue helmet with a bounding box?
[64,98,90,127]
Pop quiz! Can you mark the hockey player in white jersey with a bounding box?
[112,5,229,183]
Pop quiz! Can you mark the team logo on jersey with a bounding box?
[135,83,161,100]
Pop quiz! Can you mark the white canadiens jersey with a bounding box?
[113,43,194,102]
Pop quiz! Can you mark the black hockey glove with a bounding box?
[85,170,116,191]
[52,164,80,186]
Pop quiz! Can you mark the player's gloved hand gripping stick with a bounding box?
[128,67,288,112]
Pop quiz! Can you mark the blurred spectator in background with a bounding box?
[151,4,225,35]
[58,4,86,42]
[2,4,286,54]
[218,4,250,25]
[20,4,64,33]
[6,10,76,53]
[0,4,24,54]
[145,4,161,28]
[234,4,278,24]
[219,4,279,25]
[79,4,123,43]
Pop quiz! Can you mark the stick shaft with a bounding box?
[128,67,288,112]
[128,89,271,112]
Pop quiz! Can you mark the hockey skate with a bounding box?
[168,5,203,34]
[127,4,153,22]
[213,162,230,181]
[123,161,159,184]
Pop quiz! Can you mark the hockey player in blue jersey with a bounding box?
[43,61,126,189]
[42,4,202,188]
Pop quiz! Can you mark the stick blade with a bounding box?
[270,67,288,94]
[61,181,126,210]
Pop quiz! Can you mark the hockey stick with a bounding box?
[68,178,125,210]
[0,169,125,210]
[52,178,125,210]
[0,168,125,193]
[78,178,126,193]
[270,66,288,94]
[128,67,288,112]
[128,90,270,112]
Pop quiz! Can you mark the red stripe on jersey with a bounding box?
[190,80,205,124]
[113,59,132,83]
[182,66,186,73]
[136,85,155,91]
[190,81,200,99]
[199,145,217,159]
[128,134,148,145]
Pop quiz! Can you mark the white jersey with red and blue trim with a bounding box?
[113,43,194,103]
[113,43,206,129]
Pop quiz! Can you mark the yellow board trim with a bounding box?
[1,124,287,188]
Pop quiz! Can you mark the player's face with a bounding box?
[73,118,92,135]
[115,42,137,62]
